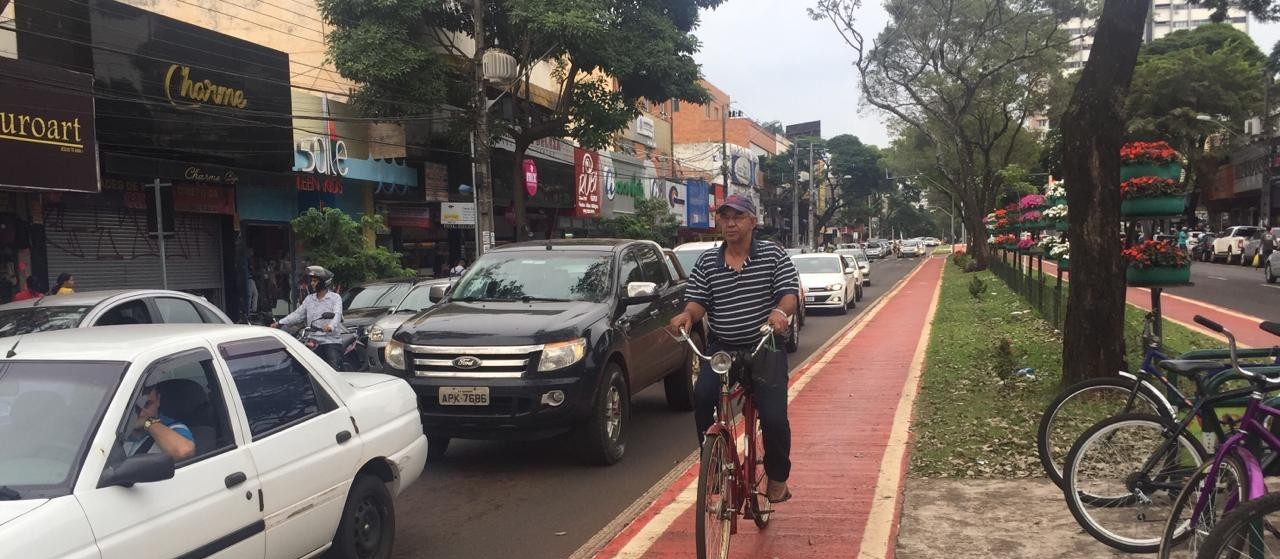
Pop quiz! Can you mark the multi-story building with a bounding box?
[1064,1,1248,72]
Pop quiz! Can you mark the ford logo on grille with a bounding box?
[453,356,483,369]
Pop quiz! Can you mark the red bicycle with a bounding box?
[676,325,776,559]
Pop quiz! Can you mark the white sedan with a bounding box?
[0,324,427,559]
[0,289,231,339]
[791,253,861,315]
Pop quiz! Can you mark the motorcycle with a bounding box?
[292,312,364,372]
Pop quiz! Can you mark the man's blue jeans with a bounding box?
[693,341,792,482]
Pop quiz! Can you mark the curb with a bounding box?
[571,256,937,559]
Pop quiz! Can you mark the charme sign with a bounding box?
[0,57,99,192]
[163,65,249,109]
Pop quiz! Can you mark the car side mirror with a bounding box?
[622,282,658,305]
[99,452,175,488]
[429,284,449,303]
[845,268,857,275]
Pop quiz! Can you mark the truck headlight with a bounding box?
[368,325,385,343]
[538,338,587,372]
[386,340,407,370]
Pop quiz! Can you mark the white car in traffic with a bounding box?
[0,324,427,559]
[791,253,861,315]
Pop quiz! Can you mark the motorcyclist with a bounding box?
[271,266,345,370]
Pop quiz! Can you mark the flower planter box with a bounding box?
[1121,162,1182,181]
[1022,247,1044,255]
[1054,221,1068,232]
[1126,265,1191,285]
[1058,258,1070,271]
[1048,196,1066,207]
[1121,196,1186,217]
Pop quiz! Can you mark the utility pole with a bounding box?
[1264,72,1274,228]
[721,106,730,192]
[471,0,495,258]
[808,143,816,251]
[791,149,799,248]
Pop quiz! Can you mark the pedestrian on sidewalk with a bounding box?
[11,275,43,302]
[52,273,75,295]
[669,194,801,505]
[1177,227,1188,249]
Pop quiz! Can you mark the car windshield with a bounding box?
[450,252,614,302]
[673,249,706,275]
[866,243,881,249]
[792,257,843,274]
[1232,228,1260,237]
[398,283,444,312]
[345,283,410,310]
[0,361,127,499]
[838,250,868,263]
[0,306,93,339]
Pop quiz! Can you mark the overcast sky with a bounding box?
[694,2,1280,151]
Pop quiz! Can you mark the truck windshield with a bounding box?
[451,252,614,303]
[0,361,127,499]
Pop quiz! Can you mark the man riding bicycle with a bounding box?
[271,265,345,370]
[669,194,800,505]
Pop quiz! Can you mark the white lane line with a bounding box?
[1208,276,1230,281]
[856,259,946,559]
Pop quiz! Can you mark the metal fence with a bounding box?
[988,248,1068,330]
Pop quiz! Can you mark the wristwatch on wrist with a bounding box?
[143,417,160,430]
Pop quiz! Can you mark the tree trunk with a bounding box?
[512,141,531,242]
[1059,0,1149,389]
[964,204,990,268]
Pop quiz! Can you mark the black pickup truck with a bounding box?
[385,239,703,465]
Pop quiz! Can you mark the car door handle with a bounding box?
[648,309,660,318]
[336,430,352,444]
[225,472,247,489]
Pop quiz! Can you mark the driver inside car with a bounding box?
[122,384,195,461]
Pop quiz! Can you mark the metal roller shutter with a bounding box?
[44,205,225,307]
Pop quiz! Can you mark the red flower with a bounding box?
[1123,240,1190,269]
[1121,176,1185,198]
[1121,141,1180,165]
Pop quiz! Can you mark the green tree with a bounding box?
[1056,1,1277,388]
[600,197,681,247]
[1127,24,1266,223]
[291,208,413,289]
[811,0,1071,269]
[318,0,720,241]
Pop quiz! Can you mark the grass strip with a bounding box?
[909,261,1220,478]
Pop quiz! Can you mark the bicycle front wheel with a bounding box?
[1196,491,1280,559]
[697,433,732,559]
[1037,376,1171,488]
[1062,413,1207,553]
[1157,455,1246,558]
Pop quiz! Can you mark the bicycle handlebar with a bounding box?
[1195,314,1280,388]
[1195,315,1225,333]
[673,325,775,375]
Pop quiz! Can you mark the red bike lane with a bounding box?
[590,256,946,559]
[1040,259,1274,348]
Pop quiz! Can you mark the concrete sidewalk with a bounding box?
[588,256,947,559]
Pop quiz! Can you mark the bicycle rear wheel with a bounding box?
[1037,376,1171,488]
[697,433,732,559]
[745,413,771,529]
[1062,413,1207,553]
[1157,455,1246,558]
[1196,492,1280,558]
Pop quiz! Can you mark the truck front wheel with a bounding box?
[574,364,629,465]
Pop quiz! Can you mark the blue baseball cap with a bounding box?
[716,194,756,216]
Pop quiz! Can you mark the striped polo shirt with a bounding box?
[686,238,801,346]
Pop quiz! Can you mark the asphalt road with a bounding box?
[1163,261,1280,320]
[388,255,926,559]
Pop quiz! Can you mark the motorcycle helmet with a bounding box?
[305,265,334,291]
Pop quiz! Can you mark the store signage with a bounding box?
[296,137,348,176]
[164,65,248,109]
[665,181,688,227]
[524,158,539,197]
[441,202,476,225]
[574,148,602,218]
[424,162,449,202]
[686,180,709,229]
[730,154,757,187]
[387,206,431,229]
[0,58,99,193]
[599,152,616,201]
[296,174,343,195]
[636,116,656,139]
[184,165,240,185]
[615,177,644,199]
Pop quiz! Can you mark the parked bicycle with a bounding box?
[1154,317,1280,558]
[673,325,776,559]
[1058,316,1280,554]
[1037,311,1280,489]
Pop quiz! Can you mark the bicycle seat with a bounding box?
[1158,359,1225,378]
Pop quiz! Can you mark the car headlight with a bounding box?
[386,340,407,370]
[368,325,385,343]
[826,283,844,291]
[538,338,587,372]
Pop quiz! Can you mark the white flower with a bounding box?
[1049,241,1070,259]
[1045,182,1066,198]
[1043,205,1068,220]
